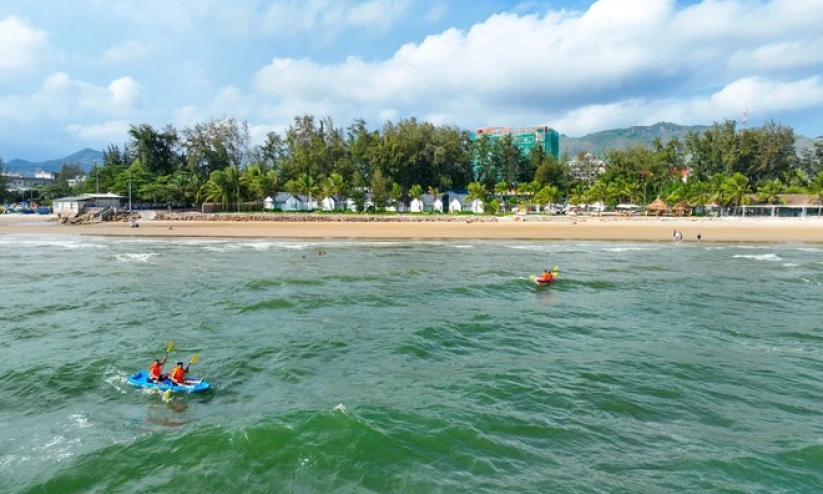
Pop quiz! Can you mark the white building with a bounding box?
[53,193,124,215]
[568,153,606,185]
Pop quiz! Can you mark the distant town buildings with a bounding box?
[2,171,56,192]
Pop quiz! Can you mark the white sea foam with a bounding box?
[115,253,156,262]
[333,403,348,413]
[733,254,782,261]
[70,413,91,429]
[452,245,474,249]
[603,246,660,253]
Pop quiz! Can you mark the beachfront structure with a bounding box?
[321,195,348,212]
[410,197,425,213]
[52,193,124,215]
[469,126,561,178]
[410,194,443,213]
[739,194,823,217]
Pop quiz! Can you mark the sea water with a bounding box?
[1,235,822,492]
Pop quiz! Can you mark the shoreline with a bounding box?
[1,215,822,243]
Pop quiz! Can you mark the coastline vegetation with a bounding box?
[6,116,823,213]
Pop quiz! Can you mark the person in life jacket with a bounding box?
[540,269,553,281]
[148,357,167,382]
[169,362,188,385]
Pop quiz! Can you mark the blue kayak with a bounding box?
[127,371,212,393]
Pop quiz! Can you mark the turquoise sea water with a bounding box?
[1,235,823,493]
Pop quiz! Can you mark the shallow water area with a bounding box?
[2,235,823,493]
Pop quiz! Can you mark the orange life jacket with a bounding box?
[149,362,162,379]
[170,367,186,383]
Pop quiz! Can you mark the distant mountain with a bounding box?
[560,122,815,157]
[5,148,103,174]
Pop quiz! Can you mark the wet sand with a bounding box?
[1,215,822,242]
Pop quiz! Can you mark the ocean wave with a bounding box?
[0,238,107,249]
[733,254,782,261]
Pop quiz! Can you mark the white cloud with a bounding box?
[727,37,823,73]
[250,0,823,135]
[424,3,448,23]
[0,73,144,122]
[552,76,823,135]
[101,39,153,63]
[0,15,49,71]
[261,0,410,36]
[64,121,131,140]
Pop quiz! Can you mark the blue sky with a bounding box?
[1,0,822,161]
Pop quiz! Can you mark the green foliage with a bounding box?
[370,168,388,208]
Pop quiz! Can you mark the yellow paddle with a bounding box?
[164,340,174,361]
[186,353,198,372]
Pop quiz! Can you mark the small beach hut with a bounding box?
[432,196,444,213]
[465,198,485,214]
[672,202,692,217]
[263,196,274,211]
[646,198,668,216]
[410,196,426,213]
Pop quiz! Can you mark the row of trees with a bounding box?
[7,115,823,212]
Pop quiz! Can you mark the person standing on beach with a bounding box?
[697,233,702,242]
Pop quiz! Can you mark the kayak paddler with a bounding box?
[169,362,189,385]
[540,269,553,281]
[148,357,167,383]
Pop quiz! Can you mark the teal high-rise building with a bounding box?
[469,125,560,161]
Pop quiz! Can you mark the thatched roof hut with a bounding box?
[672,201,692,217]
[646,198,668,216]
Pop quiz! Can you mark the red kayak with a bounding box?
[535,275,554,285]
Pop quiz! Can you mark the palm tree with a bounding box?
[722,172,752,216]
[222,165,241,212]
[283,179,302,210]
[466,182,486,202]
[588,182,608,208]
[327,172,344,210]
[409,184,424,212]
[203,169,231,211]
[240,165,267,208]
[569,185,587,206]
[534,185,560,212]
[427,186,441,213]
[296,173,317,211]
[686,180,711,212]
[756,179,783,205]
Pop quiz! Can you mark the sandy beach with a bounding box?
[1,214,822,242]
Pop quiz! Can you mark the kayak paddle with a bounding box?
[186,353,199,372]
[164,340,175,361]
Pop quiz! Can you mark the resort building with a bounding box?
[568,153,606,185]
[469,126,561,177]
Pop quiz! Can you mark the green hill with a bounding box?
[6,148,103,174]
[560,122,814,157]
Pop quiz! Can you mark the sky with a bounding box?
[1,0,822,161]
